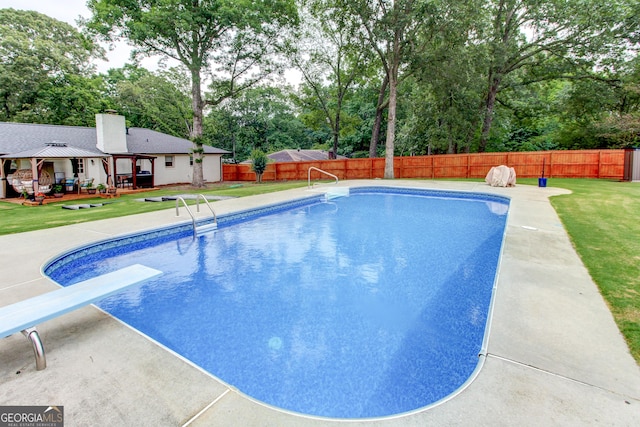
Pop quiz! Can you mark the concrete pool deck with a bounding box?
[1,180,639,426]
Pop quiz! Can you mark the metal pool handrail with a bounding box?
[175,194,217,238]
[308,167,339,188]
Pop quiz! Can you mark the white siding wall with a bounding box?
[203,155,223,182]
[14,158,107,183]
[153,154,223,185]
[83,159,105,185]
[11,154,222,191]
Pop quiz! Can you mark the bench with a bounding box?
[0,264,162,371]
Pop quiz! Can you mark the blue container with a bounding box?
[538,177,547,187]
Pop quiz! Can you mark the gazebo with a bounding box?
[0,142,111,198]
[111,153,156,189]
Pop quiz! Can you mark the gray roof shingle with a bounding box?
[0,122,229,156]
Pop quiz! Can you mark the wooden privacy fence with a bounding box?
[223,149,625,182]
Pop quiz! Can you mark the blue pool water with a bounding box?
[45,187,509,419]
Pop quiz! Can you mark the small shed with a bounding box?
[623,148,640,182]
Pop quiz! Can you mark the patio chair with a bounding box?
[64,178,78,193]
[21,180,34,195]
[79,178,94,194]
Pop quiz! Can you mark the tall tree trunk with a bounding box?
[190,68,205,187]
[479,73,502,153]
[384,71,398,179]
[332,103,341,159]
[447,123,455,154]
[369,76,388,158]
[384,25,402,180]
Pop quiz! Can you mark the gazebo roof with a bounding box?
[0,143,107,159]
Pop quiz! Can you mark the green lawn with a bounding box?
[2,178,638,364]
[543,178,640,365]
[0,182,308,235]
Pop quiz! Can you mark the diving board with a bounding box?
[0,264,162,371]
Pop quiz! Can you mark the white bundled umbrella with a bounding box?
[485,165,516,187]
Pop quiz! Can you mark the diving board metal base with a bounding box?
[22,327,45,371]
[0,264,162,371]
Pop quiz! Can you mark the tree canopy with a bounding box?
[85,0,298,186]
[1,1,638,163]
[0,8,104,123]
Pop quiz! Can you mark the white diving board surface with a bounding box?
[0,264,162,370]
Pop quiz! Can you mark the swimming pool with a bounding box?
[44,187,509,419]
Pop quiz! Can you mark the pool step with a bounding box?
[195,222,218,235]
[325,187,350,200]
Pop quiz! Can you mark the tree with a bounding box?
[34,74,112,126]
[335,0,441,178]
[406,2,487,154]
[337,83,382,157]
[555,57,640,149]
[250,149,269,183]
[205,86,313,162]
[368,75,388,158]
[289,1,370,159]
[105,65,193,138]
[86,0,298,187]
[478,0,628,151]
[0,8,103,122]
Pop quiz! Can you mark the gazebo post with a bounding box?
[108,157,115,187]
[30,158,38,195]
[0,159,7,198]
[131,157,137,189]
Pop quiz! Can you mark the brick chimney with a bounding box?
[95,111,128,153]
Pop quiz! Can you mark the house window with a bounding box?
[165,155,174,167]
[77,159,85,174]
[189,155,193,166]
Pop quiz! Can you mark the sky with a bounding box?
[1,0,165,72]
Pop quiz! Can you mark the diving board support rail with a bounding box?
[308,167,338,188]
[175,194,218,238]
[22,327,45,371]
[0,264,162,371]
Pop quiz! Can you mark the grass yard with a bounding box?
[1,177,638,364]
[0,181,307,235]
[543,178,640,365]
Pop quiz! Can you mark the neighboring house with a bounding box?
[0,113,229,198]
[266,149,346,163]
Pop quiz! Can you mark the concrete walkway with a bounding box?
[1,180,639,426]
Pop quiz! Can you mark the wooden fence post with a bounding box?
[598,151,601,179]
[466,154,470,178]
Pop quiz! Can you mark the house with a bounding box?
[0,113,230,198]
[265,149,346,163]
